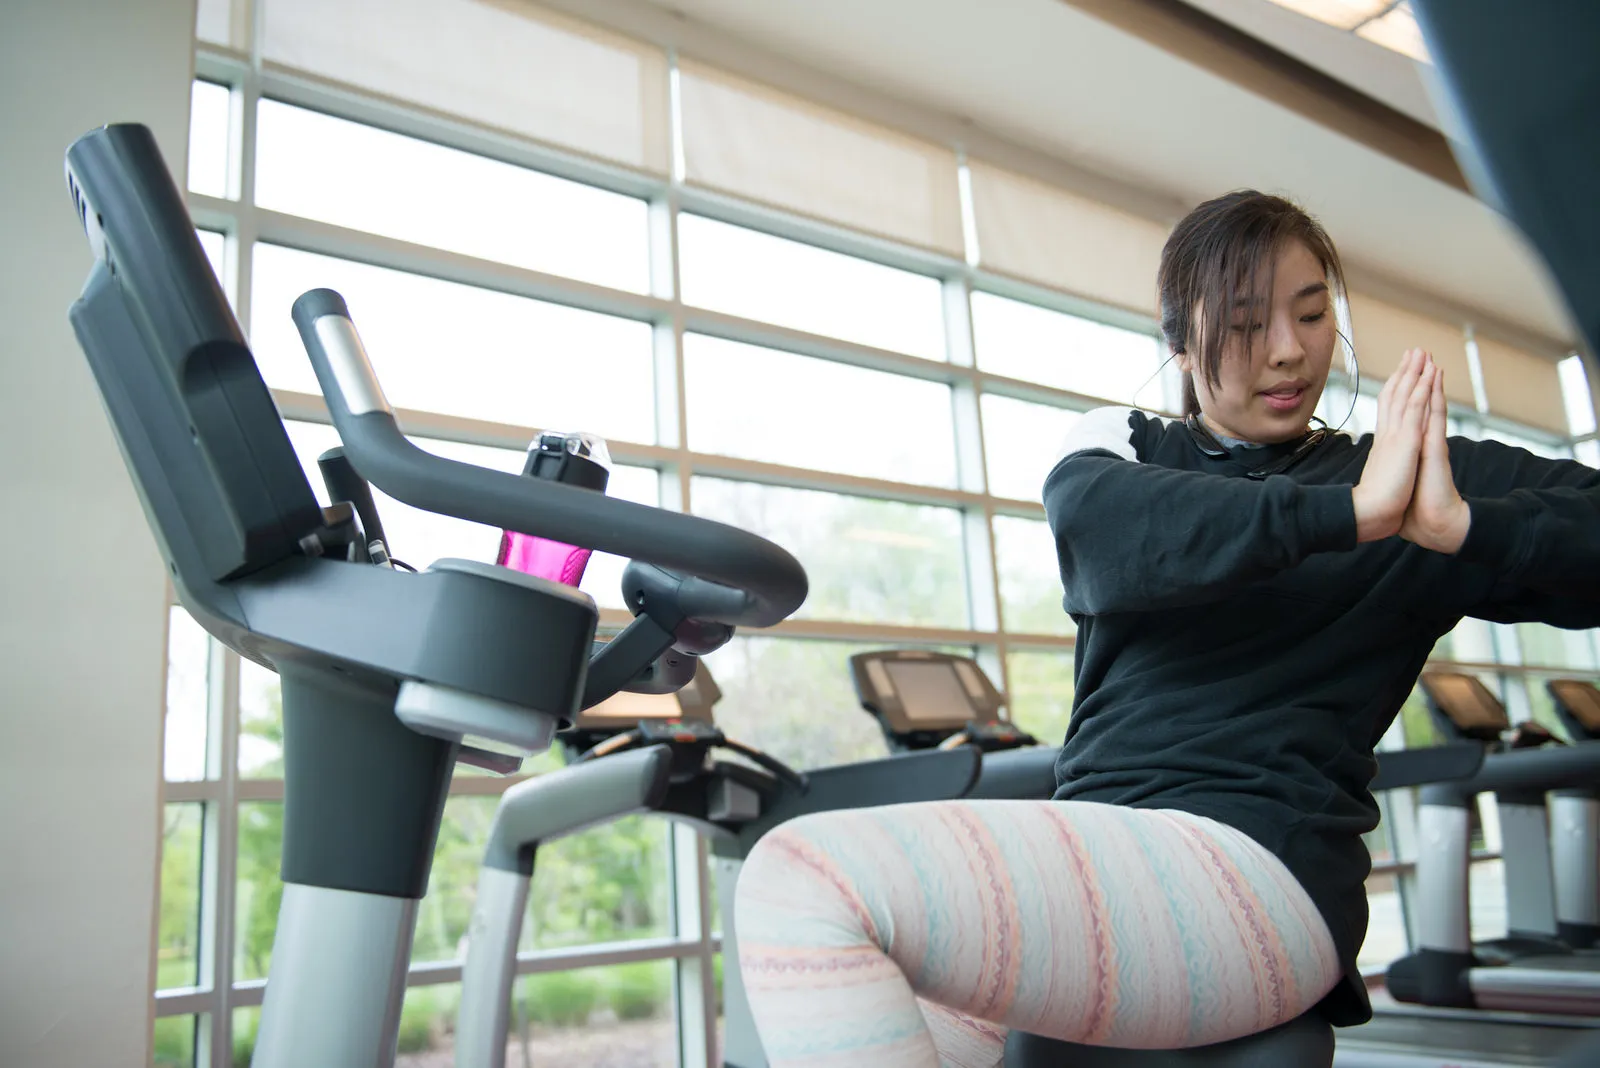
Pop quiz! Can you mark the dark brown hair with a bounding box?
[1158,190,1345,416]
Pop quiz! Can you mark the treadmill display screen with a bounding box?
[884,661,973,728]
[1428,675,1507,731]
[580,690,681,722]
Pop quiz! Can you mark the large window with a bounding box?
[255,100,652,292]
[164,12,1600,1063]
[251,244,658,443]
[970,290,1165,407]
[678,214,946,360]
[682,334,958,486]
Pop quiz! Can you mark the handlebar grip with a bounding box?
[291,289,808,627]
[622,560,750,638]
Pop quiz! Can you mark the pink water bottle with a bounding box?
[496,430,611,587]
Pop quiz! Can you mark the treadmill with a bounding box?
[849,649,1597,1066]
[1387,672,1600,1016]
[1549,677,1600,951]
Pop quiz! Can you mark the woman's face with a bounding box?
[1180,238,1336,444]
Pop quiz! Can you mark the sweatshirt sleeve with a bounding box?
[1043,407,1358,616]
[1451,438,1600,627]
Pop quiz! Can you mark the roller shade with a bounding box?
[1474,336,1569,433]
[677,60,965,256]
[1346,291,1474,405]
[196,0,232,47]
[967,161,1167,316]
[261,0,671,174]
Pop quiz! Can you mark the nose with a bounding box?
[1266,310,1306,367]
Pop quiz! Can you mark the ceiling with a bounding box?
[632,0,1576,350]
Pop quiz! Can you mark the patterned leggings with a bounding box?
[734,800,1341,1068]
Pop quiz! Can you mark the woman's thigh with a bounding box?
[737,799,1340,1050]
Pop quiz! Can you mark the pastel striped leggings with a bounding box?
[734,800,1341,1068]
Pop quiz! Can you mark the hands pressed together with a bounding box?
[1351,348,1472,552]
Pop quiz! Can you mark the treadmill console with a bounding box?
[1419,671,1511,743]
[1548,679,1600,741]
[849,650,1031,752]
[559,660,722,758]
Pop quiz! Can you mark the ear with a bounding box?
[1173,347,1193,374]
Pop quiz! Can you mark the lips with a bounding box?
[1259,384,1307,412]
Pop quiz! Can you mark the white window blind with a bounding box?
[261,0,671,174]
[1474,335,1569,434]
[1345,291,1474,406]
[677,60,965,257]
[196,0,234,48]
[966,161,1167,316]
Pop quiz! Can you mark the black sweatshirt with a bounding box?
[1041,406,1600,1026]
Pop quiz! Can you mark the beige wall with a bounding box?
[0,1,194,1065]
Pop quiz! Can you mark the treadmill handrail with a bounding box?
[1420,743,1600,803]
[291,289,808,629]
[1370,744,1485,793]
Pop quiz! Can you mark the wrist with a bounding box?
[1403,497,1472,554]
[1351,485,1401,543]
[1433,498,1471,554]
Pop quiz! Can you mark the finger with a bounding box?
[1376,349,1418,430]
[1390,349,1427,418]
[1401,363,1435,435]
[1424,361,1449,455]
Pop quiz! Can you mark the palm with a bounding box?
[1399,366,1469,553]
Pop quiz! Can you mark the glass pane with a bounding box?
[679,214,945,360]
[1357,871,1406,971]
[684,334,957,487]
[1433,616,1497,663]
[1005,649,1075,747]
[152,1014,198,1068]
[165,606,210,781]
[236,802,284,981]
[714,954,726,1061]
[1578,439,1600,470]
[281,420,655,606]
[690,477,968,628]
[196,229,227,294]
[499,961,678,1066]
[1517,623,1597,671]
[971,291,1164,407]
[1480,426,1571,461]
[1559,354,1596,437]
[1470,859,1508,943]
[238,658,283,778]
[1319,387,1379,438]
[1524,676,1566,739]
[521,816,673,951]
[1396,685,1440,749]
[981,394,1081,502]
[702,637,894,770]
[233,1007,261,1068]
[187,81,230,198]
[413,796,497,963]
[158,803,204,990]
[251,244,656,445]
[256,101,650,293]
[993,516,1074,637]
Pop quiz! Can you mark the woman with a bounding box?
[732,190,1600,1068]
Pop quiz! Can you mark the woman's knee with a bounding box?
[735,811,885,949]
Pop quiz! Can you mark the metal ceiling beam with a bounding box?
[1055,0,1470,194]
